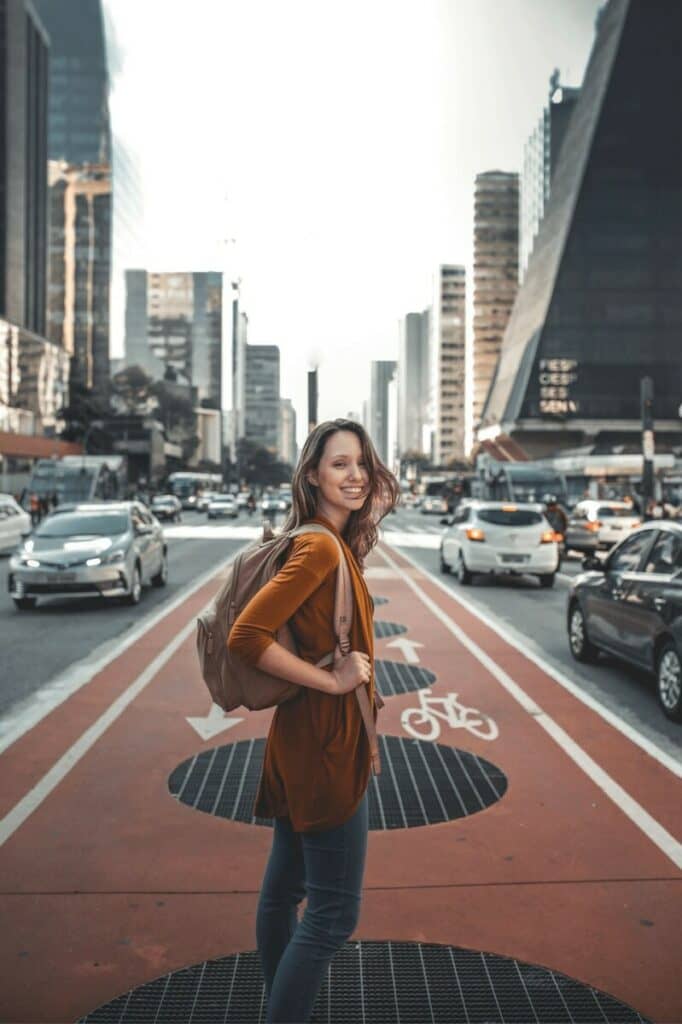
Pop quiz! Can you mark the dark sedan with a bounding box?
[567,522,682,721]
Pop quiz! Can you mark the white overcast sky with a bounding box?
[103,0,602,450]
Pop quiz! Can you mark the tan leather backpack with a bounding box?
[196,522,382,774]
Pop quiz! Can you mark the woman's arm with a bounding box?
[255,640,337,693]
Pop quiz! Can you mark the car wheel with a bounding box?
[568,602,597,663]
[126,564,142,605]
[152,552,168,588]
[539,573,556,588]
[439,550,450,574]
[656,640,682,721]
[457,554,472,586]
[13,596,37,611]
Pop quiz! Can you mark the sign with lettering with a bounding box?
[538,358,579,415]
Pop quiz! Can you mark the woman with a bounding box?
[227,418,399,1023]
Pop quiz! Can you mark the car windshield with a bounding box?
[153,498,174,504]
[34,512,129,537]
[597,506,629,518]
[477,509,543,526]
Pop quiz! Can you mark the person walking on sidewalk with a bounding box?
[228,418,399,1023]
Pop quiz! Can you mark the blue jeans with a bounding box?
[256,790,369,1023]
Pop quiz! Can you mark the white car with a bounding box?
[421,495,449,515]
[197,491,221,512]
[440,501,560,587]
[0,494,31,553]
[207,495,238,519]
[565,500,642,553]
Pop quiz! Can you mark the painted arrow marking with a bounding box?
[386,637,424,664]
[186,703,244,741]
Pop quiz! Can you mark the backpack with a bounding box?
[196,522,383,773]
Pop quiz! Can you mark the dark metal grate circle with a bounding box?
[168,736,507,829]
[77,940,651,1023]
[372,595,388,606]
[373,619,407,638]
[374,659,436,697]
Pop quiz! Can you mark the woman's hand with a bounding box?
[331,651,372,694]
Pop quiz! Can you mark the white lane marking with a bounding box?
[0,549,242,755]
[186,703,244,741]
[386,637,424,664]
[0,601,211,846]
[163,523,263,540]
[378,544,682,869]
[379,530,441,550]
[401,690,499,743]
[384,540,682,780]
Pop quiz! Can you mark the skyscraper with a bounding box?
[370,360,397,465]
[47,162,112,396]
[245,345,280,452]
[431,265,466,464]
[480,0,682,457]
[33,0,112,165]
[520,75,580,281]
[473,172,519,430]
[124,271,223,409]
[397,310,430,455]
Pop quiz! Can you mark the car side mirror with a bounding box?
[582,555,603,572]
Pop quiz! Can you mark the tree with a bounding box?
[59,381,114,450]
[235,438,292,486]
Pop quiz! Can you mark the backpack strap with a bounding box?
[288,523,383,775]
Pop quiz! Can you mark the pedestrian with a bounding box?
[29,492,40,526]
[247,491,256,517]
[227,418,399,1023]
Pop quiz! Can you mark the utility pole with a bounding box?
[641,376,655,508]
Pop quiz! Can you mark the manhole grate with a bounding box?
[373,620,407,638]
[375,659,435,696]
[169,736,506,829]
[77,940,651,1023]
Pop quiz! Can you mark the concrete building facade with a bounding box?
[370,360,397,465]
[473,172,519,431]
[397,310,430,456]
[245,344,280,453]
[431,265,466,464]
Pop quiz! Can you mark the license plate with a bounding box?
[500,554,529,564]
[51,572,77,583]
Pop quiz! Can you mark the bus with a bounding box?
[25,455,128,506]
[473,462,568,506]
[167,471,223,509]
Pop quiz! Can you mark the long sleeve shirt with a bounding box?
[227,513,376,832]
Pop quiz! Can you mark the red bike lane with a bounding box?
[0,540,680,1023]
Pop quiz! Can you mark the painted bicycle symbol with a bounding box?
[400,689,499,742]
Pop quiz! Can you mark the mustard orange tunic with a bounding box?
[227,514,377,832]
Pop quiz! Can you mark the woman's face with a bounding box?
[308,430,370,521]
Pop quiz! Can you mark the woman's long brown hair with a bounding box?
[280,419,400,570]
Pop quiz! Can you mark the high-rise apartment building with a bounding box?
[397,310,430,456]
[370,360,396,465]
[520,76,580,281]
[245,345,280,452]
[431,265,466,464]
[473,172,519,430]
[47,162,112,396]
[124,271,223,409]
[0,0,70,458]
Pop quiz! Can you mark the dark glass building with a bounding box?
[32,0,111,165]
[480,0,682,458]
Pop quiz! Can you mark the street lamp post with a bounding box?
[641,376,655,508]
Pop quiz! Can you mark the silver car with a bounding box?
[8,502,167,610]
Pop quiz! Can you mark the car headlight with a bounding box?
[105,549,126,564]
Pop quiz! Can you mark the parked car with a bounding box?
[421,495,449,515]
[567,522,682,721]
[207,495,238,519]
[0,494,31,553]
[564,500,641,554]
[439,500,560,587]
[8,502,167,610]
[150,494,182,522]
[236,491,251,508]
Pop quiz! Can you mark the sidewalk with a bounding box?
[1,540,680,1023]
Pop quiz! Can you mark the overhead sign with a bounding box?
[538,358,579,416]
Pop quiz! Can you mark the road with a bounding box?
[1,505,680,760]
